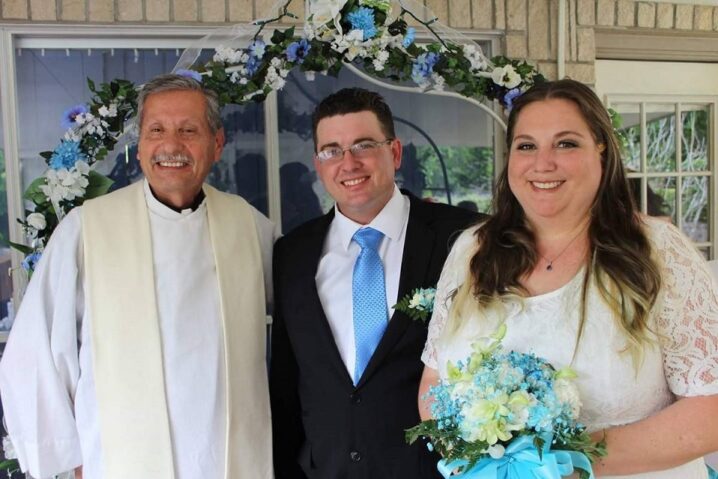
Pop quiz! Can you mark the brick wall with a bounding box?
[1,0,717,83]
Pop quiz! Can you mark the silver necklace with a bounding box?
[539,226,587,272]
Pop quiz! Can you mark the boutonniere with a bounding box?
[394,287,436,323]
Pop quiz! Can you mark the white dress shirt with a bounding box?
[0,181,276,479]
[315,186,410,377]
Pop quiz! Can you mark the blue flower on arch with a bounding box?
[49,140,86,170]
[61,104,89,130]
[347,7,377,40]
[286,39,311,64]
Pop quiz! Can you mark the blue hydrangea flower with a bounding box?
[49,140,86,170]
[286,39,311,64]
[503,88,522,110]
[61,104,89,130]
[347,7,378,40]
[175,69,202,82]
[245,55,261,76]
[249,40,266,59]
[403,27,416,48]
[411,52,440,84]
[21,252,41,272]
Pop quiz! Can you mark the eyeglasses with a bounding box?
[315,139,394,163]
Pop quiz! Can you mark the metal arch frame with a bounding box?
[344,62,507,131]
[0,23,505,306]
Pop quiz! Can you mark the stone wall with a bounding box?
[1,0,717,83]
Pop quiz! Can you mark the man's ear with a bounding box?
[213,128,226,162]
[392,138,403,170]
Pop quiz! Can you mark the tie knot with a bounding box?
[352,227,384,252]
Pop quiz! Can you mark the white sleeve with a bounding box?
[251,208,279,315]
[0,209,84,478]
[649,219,718,397]
[421,227,478,370]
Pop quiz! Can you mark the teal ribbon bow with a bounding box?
[437,434,595,479]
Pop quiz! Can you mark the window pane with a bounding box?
[648,176,676,224]
[681,175,709,242]
[276,67,498,232]
[15,48,267,213]
[645,104,677,173]
[681,105,710,173]
[614,103,641,172]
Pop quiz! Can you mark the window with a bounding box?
[608,98,716,258]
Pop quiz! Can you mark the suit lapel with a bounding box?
[294,211,355,386]
[356,197,435,388]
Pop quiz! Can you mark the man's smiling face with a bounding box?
[314,110,401,225]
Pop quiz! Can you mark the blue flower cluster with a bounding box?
[21,252,41,272]
[403,27,416,48]
[286,39,311,64]
[49,141,86,170]
[175,68,203,82]
[246,40,266,76]
[347,7,378,40]
[503,88,522,111]
[61,104,88,130]
[411,52,440,85]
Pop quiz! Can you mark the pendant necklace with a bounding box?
[540,226,588,272]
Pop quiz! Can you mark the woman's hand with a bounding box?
[589,394,718,475]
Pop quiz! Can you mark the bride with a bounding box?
[419,79,718,478]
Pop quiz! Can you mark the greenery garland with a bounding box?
[11,0,544,274]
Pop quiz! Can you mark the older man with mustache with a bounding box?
[0,73,275,479]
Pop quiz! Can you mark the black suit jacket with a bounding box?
[270,193,481,479]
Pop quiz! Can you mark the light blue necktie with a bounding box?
[352,227,388,385]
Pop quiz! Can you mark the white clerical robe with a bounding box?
[0,180,276,479]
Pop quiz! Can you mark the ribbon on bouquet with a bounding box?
[436,434,595,479]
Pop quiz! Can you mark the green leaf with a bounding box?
[87,78,97,93]
[85,171,114,199]
[9,241,34,255]
[24,177,48,204]
[39,151,53,161]
[271,29,286,44]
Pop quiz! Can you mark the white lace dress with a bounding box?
[422,217,718,479]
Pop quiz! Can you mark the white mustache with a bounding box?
[151,153,192,165]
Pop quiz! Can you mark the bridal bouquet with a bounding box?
[407,324,605,478]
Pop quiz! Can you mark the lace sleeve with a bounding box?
[421,227,478,369]
[649,219,718,396]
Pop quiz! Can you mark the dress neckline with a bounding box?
[522,265,586,304]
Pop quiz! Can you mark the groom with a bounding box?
[270,88,481,478]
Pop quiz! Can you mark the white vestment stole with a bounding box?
[82,182,273,479]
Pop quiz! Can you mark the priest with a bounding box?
[0,73,275,479]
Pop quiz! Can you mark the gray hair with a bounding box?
[136,73,223,134]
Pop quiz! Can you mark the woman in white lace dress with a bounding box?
[419,79,718,478]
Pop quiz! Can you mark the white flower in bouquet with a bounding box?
[491,64,522,89]
[554,376,582,418]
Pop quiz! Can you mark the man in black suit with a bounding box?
[270,88,481,478]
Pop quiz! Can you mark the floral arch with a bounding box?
[13,0,543,271]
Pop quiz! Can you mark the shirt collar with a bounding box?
[143,179,207,220]
[334,185,409,251]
